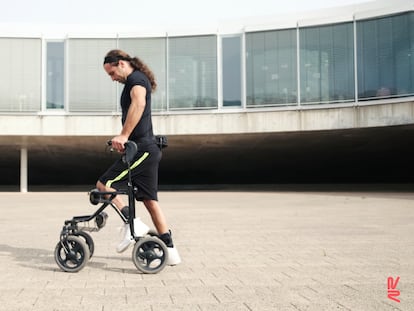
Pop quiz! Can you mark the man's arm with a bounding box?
[111,85,146,152]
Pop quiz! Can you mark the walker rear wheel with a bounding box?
[54,235,90,273]
[75,231,95,258]
[132,236,168,274]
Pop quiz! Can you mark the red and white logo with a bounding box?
[387,276,400,303]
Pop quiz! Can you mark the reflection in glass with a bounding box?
[47,41,65,109]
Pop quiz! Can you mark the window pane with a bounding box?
[246,29,297,107]
[168,35,217,110]
[222,36,241,107]
[357,12,414,99]
[0,38,41,112]
[300,22,355,104]
[67,38,117,112]
[119,38,167,112]
[47,41,64,109]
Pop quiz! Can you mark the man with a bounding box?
[97,49,180,266]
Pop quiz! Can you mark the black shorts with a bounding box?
[99,144,161,201]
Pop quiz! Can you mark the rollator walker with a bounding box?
[54,141,168,274]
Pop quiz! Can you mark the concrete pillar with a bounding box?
[20,147,28,193]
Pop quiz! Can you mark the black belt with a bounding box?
[134,137,156,149]
[134,135,168,150]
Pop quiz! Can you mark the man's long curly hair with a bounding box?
[104,49,157,92]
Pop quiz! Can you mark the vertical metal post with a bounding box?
[296,22,301,108]
[353,14,359,106]
[20,147,28,193]
[166,32,170,112]
[241,31,246,110]
[217,33,223,110]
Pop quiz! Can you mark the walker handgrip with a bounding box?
[123,141,138,164]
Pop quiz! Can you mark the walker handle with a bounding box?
[106,140,138,164]
[123,141,138,164]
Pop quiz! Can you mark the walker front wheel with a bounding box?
[132,236,168,274]
[54,235,90,273]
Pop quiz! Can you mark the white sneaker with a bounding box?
[132,218,150,237]
[116,218,149,253]
[167,247,181,266]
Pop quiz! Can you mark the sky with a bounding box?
[3,0,377,26]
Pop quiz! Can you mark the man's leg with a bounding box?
[142,199,168,234]
[96,180,149,252]
[96,180,126,211]
[143,199,181,265]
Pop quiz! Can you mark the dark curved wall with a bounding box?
[1,124,414,191]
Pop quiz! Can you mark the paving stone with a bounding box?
[0,190,413,310]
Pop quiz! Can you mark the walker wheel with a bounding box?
[54,235,90,272]
[75,231,95,258]
[147,229,159,237]
[132,236,168,274]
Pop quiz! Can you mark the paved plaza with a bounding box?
[0,189,413,310]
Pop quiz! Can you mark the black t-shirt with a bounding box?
[120,70,153,141]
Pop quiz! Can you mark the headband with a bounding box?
[103,55,130,65]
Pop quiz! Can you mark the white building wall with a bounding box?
[2,100,413,137]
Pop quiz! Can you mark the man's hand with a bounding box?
[111,135,128,153]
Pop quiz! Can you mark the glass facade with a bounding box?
[0,38,41,112]
[300,22,355,104]
[357,12,414,99]
[222,36,242,107]
[46,41,65,109]
[119,38,167,111]
[168,35,217,110]
[246,29,297,107]
[0,10,413,114]
[67,38,117,112]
